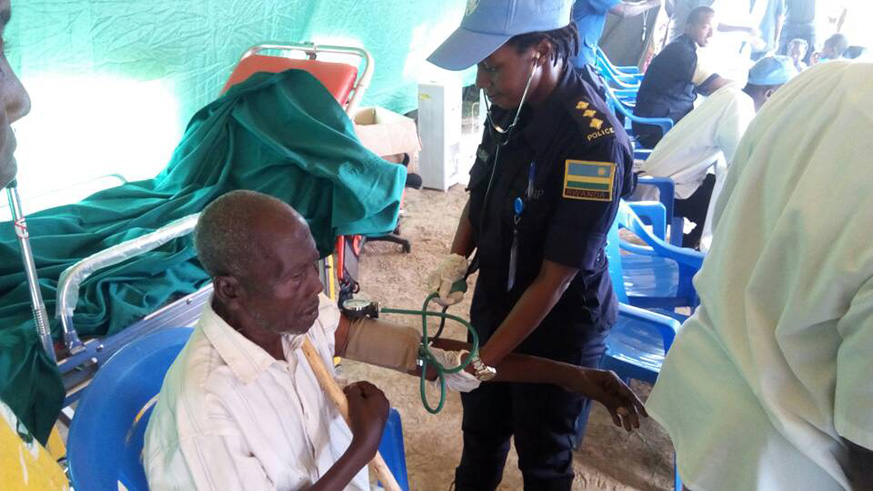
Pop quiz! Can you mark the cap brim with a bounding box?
[427,27,511,71]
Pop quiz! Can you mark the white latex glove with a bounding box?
[426,253,469,307]
[427,347,481,393]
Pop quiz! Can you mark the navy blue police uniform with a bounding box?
[454,66,634,490]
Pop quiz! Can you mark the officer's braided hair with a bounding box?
[507,21,579,64]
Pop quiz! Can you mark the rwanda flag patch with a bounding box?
[563,160,615,202]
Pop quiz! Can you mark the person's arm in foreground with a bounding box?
[309,381,389,491]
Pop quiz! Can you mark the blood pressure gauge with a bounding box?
[340,298,380,320]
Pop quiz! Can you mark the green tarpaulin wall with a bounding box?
[11,0,468,117]
[7,0,472,196]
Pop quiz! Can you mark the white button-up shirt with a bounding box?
[144,294,368,490]
[647,62,873,490]
[640,83,757,251]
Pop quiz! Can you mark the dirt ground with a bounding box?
[342,185,675,491]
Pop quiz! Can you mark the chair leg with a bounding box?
[674,453,682,491]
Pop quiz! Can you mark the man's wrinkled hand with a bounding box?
[345,381,389,452]
[576,369,648,432]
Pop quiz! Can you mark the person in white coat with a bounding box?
[638,55,797,250]
[647,61,873,490]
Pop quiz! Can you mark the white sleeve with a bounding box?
[714,95,756,166]
[310,293,341,366]
[834,276,873,450]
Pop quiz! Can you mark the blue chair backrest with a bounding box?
[67,327,194,491]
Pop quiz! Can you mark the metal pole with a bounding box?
[5,180,59,362]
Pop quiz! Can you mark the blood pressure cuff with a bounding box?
[344,317,421,373]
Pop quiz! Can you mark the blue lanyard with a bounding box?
[508,161,536,291]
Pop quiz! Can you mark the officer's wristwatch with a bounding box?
[468,353,497,381]
[340,298,380,320]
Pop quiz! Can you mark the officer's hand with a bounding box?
[573,369,647,432]
[345,381,389,454]
[426,254,469,307]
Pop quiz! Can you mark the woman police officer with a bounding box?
[426,1,637,489]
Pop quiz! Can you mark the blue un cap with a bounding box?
[428,0,572,71]
[748,55,798,86]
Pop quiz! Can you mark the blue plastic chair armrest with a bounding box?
[629,113,674,133]
[626,201,667,239]
[605,88,674,135]
[619,241,657,256]
[613,88,638,98]
[633,176,675,225]
[618,303,681,352]
[618,202,705,270]
[596,48,643,78]
[634,148,652,161]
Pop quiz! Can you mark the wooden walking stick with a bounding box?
[301,337,402,491]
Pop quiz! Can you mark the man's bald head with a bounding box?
[195,190,309,286]
[197,190,325,336]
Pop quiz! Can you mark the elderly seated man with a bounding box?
[144,190,645,490]
[636,55,797,250]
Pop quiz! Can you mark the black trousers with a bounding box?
[633,125,663,150]
[454,292,608,490]
[673,173,716,249]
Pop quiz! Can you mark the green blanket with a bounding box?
[0,69,406,443]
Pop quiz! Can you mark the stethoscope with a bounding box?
[478,54,541,291]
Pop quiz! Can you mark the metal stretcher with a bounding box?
[52,40,411,490]
[55,41,375,408]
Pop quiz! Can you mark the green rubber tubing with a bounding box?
[380,282,478,414]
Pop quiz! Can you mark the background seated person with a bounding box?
[810,32,849,65]
[144,190,646,490]
[633,5,731,149]
[636,56,797,250]
[787,38,810,71]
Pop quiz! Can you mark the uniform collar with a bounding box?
[199,297,303,385]
[521,65,581,153]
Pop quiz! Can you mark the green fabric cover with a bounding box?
[0,69,406,443]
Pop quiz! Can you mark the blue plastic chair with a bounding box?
[603,222,684,490]
[633,176,685,247]
[617,201,704,313]
[67,328,410,491]
[602,220,682,384]
[595,47,643,88]
[604,85,674,137]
